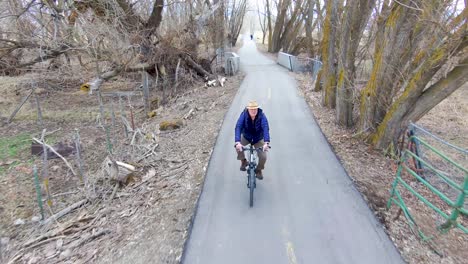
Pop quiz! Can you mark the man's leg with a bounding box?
[253,140,267,179]
[236,135,249,171]
[236,135,250,160]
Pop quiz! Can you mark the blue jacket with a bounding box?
[235,108,270,144]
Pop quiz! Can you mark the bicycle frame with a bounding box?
[245,146,258,170]
[242,145,262,207]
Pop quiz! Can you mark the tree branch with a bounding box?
[89,63,154,92]
[406,56,468,122]
[15,44,71,68]
[0,39,41,49]
[115,0,143,31]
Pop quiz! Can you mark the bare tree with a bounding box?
[211,0,225,49]
[370,4,468,149]
[270,0,290,52]
[358,0,421,133]
[265,0,273,51]
[0,1,222,93]
[257,0,268,44]
[312,0,467,149]
[314,0,325,42]
[304,0,319,57]
[280,0,306,54]
[227,0,247,47]
[270,0,308,53]
[336,0,376,127]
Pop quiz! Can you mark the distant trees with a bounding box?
[227,0,247,47]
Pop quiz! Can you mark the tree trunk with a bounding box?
[184,55,215,79]
[319,0,339,108]
[359,1,460,137]
[257,0,267,45]
[359,0,423,133]
[305,0,316,57]
[371,28,468,149]
[282,20,304,54]
[266,0,273,51]
[212,0,225,49]
[279,0,304,53]
[233,1,246,46]
[314,69,322,91]
[336,0,375,127]
[228,0,247,47]
[144,0,164,39]
[271,0,290,52]
[315,0,324,41]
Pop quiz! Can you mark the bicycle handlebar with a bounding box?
[241,145,271,152]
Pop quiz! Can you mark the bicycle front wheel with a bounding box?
[249,170,254,207]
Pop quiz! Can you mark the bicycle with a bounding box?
[242,145,270,207]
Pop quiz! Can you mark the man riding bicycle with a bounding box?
[234,101,270,179]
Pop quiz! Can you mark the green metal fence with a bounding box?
[388,133,468,239]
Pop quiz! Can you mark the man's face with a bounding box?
[248,108,258,119]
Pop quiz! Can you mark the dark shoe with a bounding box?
[255,169,263,180]
[240,159,248,171]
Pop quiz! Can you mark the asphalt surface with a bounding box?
[182,37,404,264]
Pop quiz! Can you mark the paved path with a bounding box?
[182,37,403,264]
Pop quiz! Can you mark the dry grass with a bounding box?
[0,65,244,263]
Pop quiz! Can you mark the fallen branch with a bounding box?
[130,129,144,146]
[44,128,61,137]
[25,235,67,251]
[88,63,153,93]
[121,116,133,134]
[43,199,87,225]
[157,157,187,163]
[209,54,218,64]
[7,254,22,264]
[161,164,188,178]
[16,44,72,69]
[6,89,34,123]
[184,54,214,79]
[133,168,157,189]
[109,182,119,202]
[116,161,136,171]
[175,58,181,92]
[183,108,195,119]
[32,137,77,176]
[65,229,111,250]
[22,216,85,248]
[136,143,159,162]
[48,191,79,199]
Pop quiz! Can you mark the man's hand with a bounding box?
[263,142,270,152]
[235,142,243,152]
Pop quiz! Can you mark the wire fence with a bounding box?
[407,122,468,210]
[387,122,467,256]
